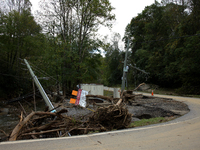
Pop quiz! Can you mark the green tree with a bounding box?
[0,5,43,97]
[103,33,123,86]
[37,0,115,93]
[124,0,200,93]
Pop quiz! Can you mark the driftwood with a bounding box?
[134,83,145,91]
[8,103,132,141]
[116,99,122,106]
[9,110,66,141]
[21,128,66,136]
[7,85,148,141]
[9,111,36,141]
[0,129,8,137]
[89,105,132,130]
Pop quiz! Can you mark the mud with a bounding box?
[0,93,190,141]
[63,95,189,122]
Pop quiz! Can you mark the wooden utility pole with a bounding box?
[33,80,36,111]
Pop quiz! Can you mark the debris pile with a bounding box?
[8,109,72,141]
[89,105,132,130]
[0,86,190,142]
[5,91,135,141]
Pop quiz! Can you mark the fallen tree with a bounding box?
[9,109,69,141]
[8,91,134,141]
[6,83,187,141]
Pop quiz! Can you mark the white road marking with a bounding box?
[1,94,200,145]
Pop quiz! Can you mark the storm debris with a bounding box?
[1,89,189,141]
[89,105,132,130]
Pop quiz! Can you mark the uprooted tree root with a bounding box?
[8,109,79,141]
[6,90,136,141]
[7,104,132,141]
[89,105,132,130]
[68,105,132,135]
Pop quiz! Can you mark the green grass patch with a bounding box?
[129,117,169,128]
[186,95,200,98]
[88,130,100,134]
[104,90,113,97]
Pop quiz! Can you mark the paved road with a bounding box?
[1,94,200,150]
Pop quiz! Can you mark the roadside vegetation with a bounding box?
[129,117,174,128]
[87,117,175,135]
[0,0,200,100]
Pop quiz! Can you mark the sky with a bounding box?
[30,0,161,50]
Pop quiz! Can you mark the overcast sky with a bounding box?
[31,0,161,50]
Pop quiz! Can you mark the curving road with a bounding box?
[1,94,200,150]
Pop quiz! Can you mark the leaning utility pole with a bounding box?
[121,38,130,92]
[24,59,55,111]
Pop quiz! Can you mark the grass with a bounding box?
[186,95,200,98]
[106,84,200,98]
[104,90,113,97]
[148,88,178,96]
[143,88,200,98]
[129,117,173,128]
[88,130,100,134]
[86,117,175,135]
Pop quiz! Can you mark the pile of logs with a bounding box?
[5,85,147,141]
[9,109,73,141]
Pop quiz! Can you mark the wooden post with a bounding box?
[33,80,36,111]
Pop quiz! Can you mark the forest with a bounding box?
[0,0,200,100]
[123,0,200,94]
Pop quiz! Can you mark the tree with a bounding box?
[0,1,43,97]
[0,0,32,13]
[103,33,123,86]
[37,0,115,93]
[123,0,200,94]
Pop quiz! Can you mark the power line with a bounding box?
[137,33,200,44]
[28,61,58,82]
[0,72,31,79]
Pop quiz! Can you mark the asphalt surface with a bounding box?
[1,93,200,150]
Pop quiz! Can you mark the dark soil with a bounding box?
[0,93,190,141]
[128,95,189,121]
[62,94,189,122]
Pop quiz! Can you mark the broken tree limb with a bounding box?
[116,99,122,106]
[0,129,9,137]
[89,105,132,130]
[19,111,23,122]
[21,128,66,136]
[9,111,35,141]
[20,120,58,135]
[9,111,57,141]
[133,83,145,91]
[18,102,27,116]
[115,90,126,106]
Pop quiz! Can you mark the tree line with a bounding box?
[0,0,200,99]
[0,0,115,98]
[123,0,200,94]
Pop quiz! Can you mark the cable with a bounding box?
[135,33,200,44]
[0,72,31,79]
[20,60,60,95]
[0,59,12,65]
[28,61,58,82]
[0,54,28,72]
